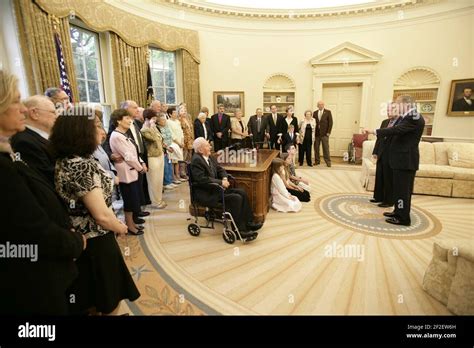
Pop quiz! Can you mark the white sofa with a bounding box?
[360,140,474,198]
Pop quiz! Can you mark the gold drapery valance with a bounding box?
[110,33,148,108]
[13,0,78,99]
[34,0,200,63]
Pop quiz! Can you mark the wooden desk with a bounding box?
[216,149,279,223]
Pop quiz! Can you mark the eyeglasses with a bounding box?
[36,108,57,115]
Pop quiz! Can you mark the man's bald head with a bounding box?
[24,95,58,134]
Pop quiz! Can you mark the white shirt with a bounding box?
[129,122,144,154]
[318,109,324,121]
[26,125,49,140]
[465,97,472,106]
[272,113,277,124]
[202,122,208,140]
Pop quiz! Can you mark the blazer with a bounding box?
[281,115,299,134]
[452,97,474,112]
[109,130,143,183]
[376,112,425,171]
[266,113,285,142]
[194,120,213,142]
[247,115,269,141]
[10,127,55,186]
[231,118,249,139]
[0,152,83,315]
[190,152,228,207]
[299,118,316,143]
[282,132,298,151]
[313,109,333,136]
[141,125,164,157]
[372,118,390,157]
[210,113,231,140]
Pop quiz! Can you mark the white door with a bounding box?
[322,83,362,157]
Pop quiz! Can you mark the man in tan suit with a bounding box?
[313,100,333,167]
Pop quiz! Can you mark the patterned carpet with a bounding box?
[118,164,473,315]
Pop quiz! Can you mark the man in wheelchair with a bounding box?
[190,137,263,238]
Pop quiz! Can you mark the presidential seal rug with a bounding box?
[314,193,442,239]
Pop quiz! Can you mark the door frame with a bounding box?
[313,74,373,132]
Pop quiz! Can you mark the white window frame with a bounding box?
[149,47,177,106]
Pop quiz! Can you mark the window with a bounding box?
[70,25,104,103]
[149,48,177,105]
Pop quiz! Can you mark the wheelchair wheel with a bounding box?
[223,229,236,244]
[188,223,201,237]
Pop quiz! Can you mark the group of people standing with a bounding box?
[201,102,334,168]
[364,95,425,226]
[1,70,140,315]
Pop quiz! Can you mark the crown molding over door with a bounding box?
[310,42,382,129]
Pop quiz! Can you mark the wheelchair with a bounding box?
[186,162,257,244]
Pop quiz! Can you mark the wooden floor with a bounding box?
[140,165,473,315]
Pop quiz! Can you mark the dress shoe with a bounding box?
[138,211,150,217]
[128,229,144,236]
[247,222,263,231]
[134,218,146,224]
[378,203,393,208]
[385,217,410,226]
[137,225,145,230]
[369,199,380,203]
[326,163,332,167]
[383,212,397,217]
[308,164,313,167]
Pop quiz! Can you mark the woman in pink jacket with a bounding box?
[109,109,146,236]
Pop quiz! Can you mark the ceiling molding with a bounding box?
[157,0,439,20]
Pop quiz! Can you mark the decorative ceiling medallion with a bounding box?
[160,0,435,20]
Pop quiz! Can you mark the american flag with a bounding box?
[54,32,73,102]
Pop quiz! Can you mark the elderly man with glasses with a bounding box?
[10,95,59,186]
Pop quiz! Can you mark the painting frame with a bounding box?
[213,91,245,117]
[447,78,474,116]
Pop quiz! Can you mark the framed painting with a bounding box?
[447,78,474,116]
[213,91,244,116]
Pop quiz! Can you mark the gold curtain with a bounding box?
[182,50,201,120]
[13,0,78,99]
[110,33,148,108]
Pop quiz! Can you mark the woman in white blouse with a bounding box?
[166,107,185,184]
[298,110,316,167]
[270,158,302,213]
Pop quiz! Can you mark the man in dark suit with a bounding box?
[281,124,298,153]
[10,95,58,186]
[370,103,401,207]
[267,104,285,150]
[313,101,333,167]
[365,95,425,226]
[194,112,213,143]
[452,87,474,111]
[190,138,262,237]
[210,104,231,151]
[247,107,269,148]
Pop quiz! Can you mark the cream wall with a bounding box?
[198,12,474,139]
[112,0,474,140]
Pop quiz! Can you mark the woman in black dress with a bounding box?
[298,110,316,167]
[0,70,85,315]
[50,107,140,315]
